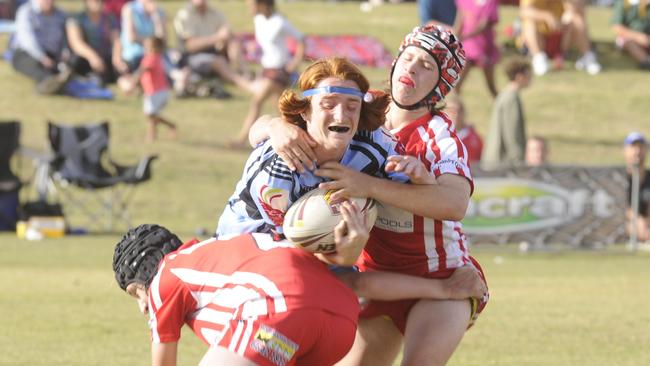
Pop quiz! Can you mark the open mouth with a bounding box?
[328,126,350,133]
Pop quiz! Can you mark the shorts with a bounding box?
[216,309,356,366]
[143,90,170,116]
[359,256,489,334]
[186,52,225,76]
[262,68,293,87]
[418,0,456,26]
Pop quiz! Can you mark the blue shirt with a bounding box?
[14,0,67,60]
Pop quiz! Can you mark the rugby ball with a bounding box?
[283,188,377,253]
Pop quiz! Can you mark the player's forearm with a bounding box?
[347,271,452,300]
[248,115,273,146]
[365,176,469,221]
[151,342,178,366]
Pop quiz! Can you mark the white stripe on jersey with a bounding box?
[150,261,166,310]
[201,328,224,346]
[171,268,288,313]
[228,319,246,352]
[191,306,233,324]
[175,238,218,255]
[423,218,438,273]
[237,319,255,356]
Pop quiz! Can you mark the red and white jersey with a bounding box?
[359,112,473,276]
[147,234,358,345]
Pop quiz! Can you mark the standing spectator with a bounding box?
[173,0,252,93]
[11,0,71,94]
[119,0,165,73]
[129,37,177,142]
[482,56,532,169]
[418,0,456,26]
[66,0,126,85]
[624,132,650,241]
[611,0,650,69]
[525,135,548,166]
[520,0,601,75]
[229,0,304,149]
[454,0,500,98]
[445,96,483,166]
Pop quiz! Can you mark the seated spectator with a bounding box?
[444,96,483,167]
[173,0,252,93]
[482,56,532,169]
[418,0,456,27]
[611,0,650,69]
[519,0,601,75]
[119,0,165,73]
[624,132,650,242]
[525,135,548,166]
[11,0,71,94]
[66,0,127,85]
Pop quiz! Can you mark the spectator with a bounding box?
[444,96,483,166]
[173,0,252,93]
[11,0,71,94]
[611,0,650,69]
[525,135,548,166]
[66,0,126,85]
[482,56,532,169]
[520,0,601,75]
[119,0,165,73]
[129,37,177,142]
[454,0,500,98]
[624,132,650,241]
[418,0,456,26]
[229,0,304,149]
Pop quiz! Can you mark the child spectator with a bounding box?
[525,135,549,166]
[611,0,650,69]
[454,0,500,98]
[445,96,483,166]
[132,37,176,142]
[482,56,532,169]
[229,0,304,148]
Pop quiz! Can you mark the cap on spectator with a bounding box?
[624,132,647,145]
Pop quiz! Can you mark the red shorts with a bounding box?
[359,256,489,334]
[217,309,356,366]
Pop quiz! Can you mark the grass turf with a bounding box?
[1,1,649,365]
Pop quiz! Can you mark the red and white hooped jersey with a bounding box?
[147,234,358,345]
[359,112,474,276]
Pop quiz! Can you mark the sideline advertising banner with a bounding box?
[465,166,628,247]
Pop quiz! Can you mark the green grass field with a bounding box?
[1,1,650,365]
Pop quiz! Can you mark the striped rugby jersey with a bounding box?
[216,127,408,238]
[359,112,475,275]
[147,234,358,345]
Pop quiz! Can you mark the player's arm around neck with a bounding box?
[152,341,178,366]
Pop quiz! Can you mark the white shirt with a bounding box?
[254,13,303,69]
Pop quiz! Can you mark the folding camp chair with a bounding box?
[42,121,157,230]
[0,120,21,230]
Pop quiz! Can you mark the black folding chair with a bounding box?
[43,121,157,230]
[0,120,21,230]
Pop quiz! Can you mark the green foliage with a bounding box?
[1,1,649,365]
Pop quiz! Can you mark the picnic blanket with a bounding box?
[239,33,394,68]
